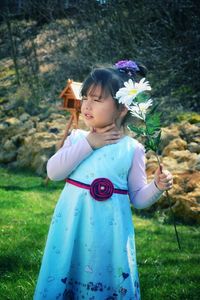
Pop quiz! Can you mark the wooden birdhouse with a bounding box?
[59,79,82,128]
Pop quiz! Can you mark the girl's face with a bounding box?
[81,85,122,131]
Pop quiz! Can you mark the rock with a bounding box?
[188,142,200,154]
[30,116,40,123]
[177,171,200,193]
[0,139,18,163]
[17,132,58,175]
[0,150,17,163]
[162,156,188,174]
[3,139,17,151]
[146,155,158,176]
[4,117,21,126]
[179,122,199,142]
[48,113,66,122]
[194,155,200,171]
[47,120,66,132]
[0,122,8,131]
[32,154,49,176]
[23,120,34,130]
[19,112,31,122]
[160,125,180,150]
[11,134,25,147]
[171,193,200,225]
[162,138,187,156]
[192,137,200,144]
[36,121,48,132]
[28,128,37,135]
[169,150,197,163]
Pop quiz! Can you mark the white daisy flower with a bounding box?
[129,99,153,120]
[115,78,151,106]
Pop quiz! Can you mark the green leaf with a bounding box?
[146,113,161,132]
[128,125,146,136]
[135,92,150,103]
[149,103,160,115]
[145,138,157,152]
[146,126,157,135]
[143,129,161,152]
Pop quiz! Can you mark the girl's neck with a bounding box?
[92,124,125,135]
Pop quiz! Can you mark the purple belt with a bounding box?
[66,178,128,202]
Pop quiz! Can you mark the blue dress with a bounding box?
[34,130,141,300]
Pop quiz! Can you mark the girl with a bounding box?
[34,61,173,300]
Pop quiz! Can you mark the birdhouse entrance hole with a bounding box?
[68,99,75,108]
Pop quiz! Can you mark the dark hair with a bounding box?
[81,62,147,126]
[81,62,147,104]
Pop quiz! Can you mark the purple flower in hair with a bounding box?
[115,60,139,72]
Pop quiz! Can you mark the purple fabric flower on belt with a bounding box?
[115,60,139,72]
[90,178,114,201]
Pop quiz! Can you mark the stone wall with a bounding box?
[0,111,199,224]
[145,122,200,224]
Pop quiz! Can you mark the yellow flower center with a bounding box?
[128,89,137,96]
[140,107,146,113]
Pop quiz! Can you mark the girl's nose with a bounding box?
[84,100,92,110]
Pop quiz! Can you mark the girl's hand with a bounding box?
[86,124,122,149]
[154,164,173,191]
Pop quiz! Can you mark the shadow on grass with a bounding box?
[0,183,64,192]
[0,252,40,275]
[0,166,64,192]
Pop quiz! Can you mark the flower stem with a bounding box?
[155,153,181,251]
[141,115,181,250]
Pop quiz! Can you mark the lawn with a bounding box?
[0,167,199,300]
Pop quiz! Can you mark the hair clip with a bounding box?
[114,60,139,75]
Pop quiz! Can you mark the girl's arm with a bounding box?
[47,131,93,181]
[128,143,163,209]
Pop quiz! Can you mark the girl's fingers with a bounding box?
[106,139,120,145]
[159,175,172,182]
[105,132,122,140]
[159,171,172,180]
[155,167,173,191]
[160,178,173,190]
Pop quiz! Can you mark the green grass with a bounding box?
[0,167,199,300]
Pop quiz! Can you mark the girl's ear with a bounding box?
[119,105,128,119]
[117,105,129,127]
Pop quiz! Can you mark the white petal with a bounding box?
[119,95,133,105]
[116,89,127,98]
[140,78,146,83]
[130,111,144,120]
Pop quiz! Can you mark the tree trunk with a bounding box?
[5,15,21,86]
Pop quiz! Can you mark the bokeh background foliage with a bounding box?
[0,0,200,117]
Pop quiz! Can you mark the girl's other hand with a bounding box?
[86,124,122,149]
[154,164,173,191]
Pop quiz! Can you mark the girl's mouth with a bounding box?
[84,113,93,120]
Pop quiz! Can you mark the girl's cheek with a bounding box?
[81,102,85,111]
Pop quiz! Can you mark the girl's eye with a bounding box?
[94,97,104,102]
[81,97,102,102]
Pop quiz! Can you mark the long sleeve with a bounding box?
[128,142,163,209]
[47,130,93,181]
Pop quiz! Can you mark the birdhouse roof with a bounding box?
[60,80,82,100]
